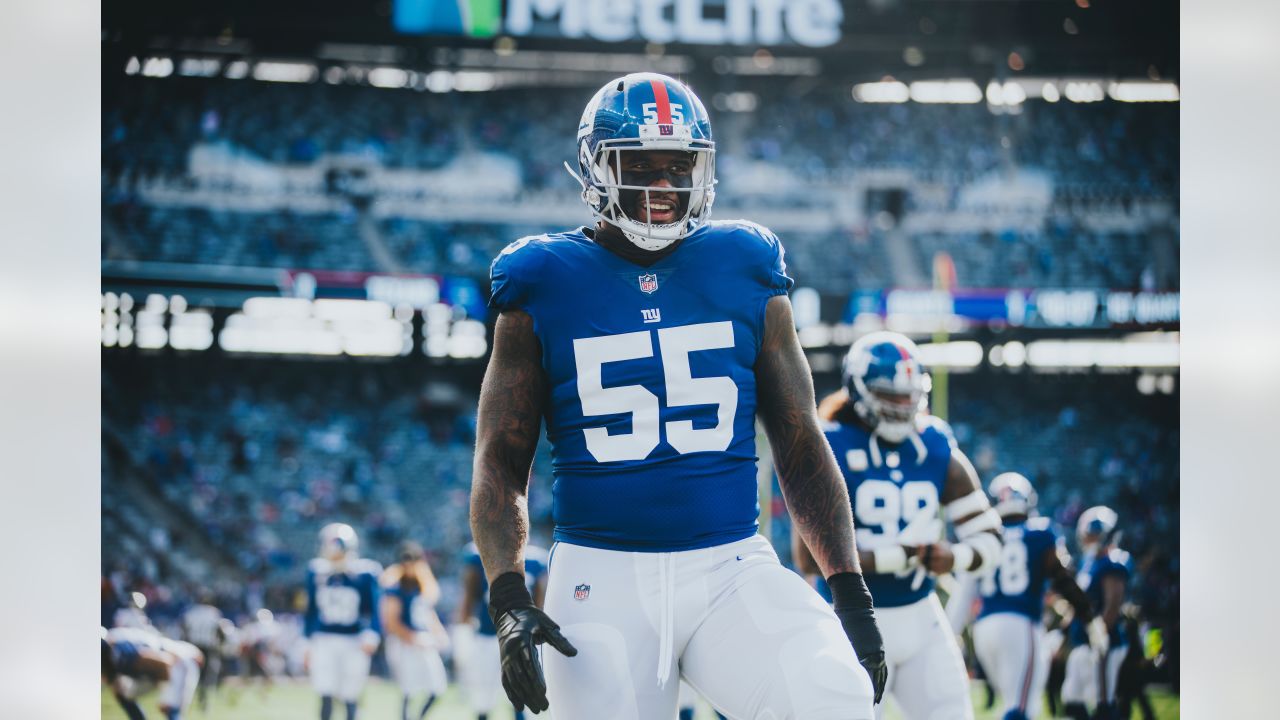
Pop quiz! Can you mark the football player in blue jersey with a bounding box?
[303,523,383,720]
[1060,506,1132,720]
[454,541,548,720]
[102,625,205,720]
[381,541,449,720]
[797,331,1004,720]
[470,72,884,719]
[971,473,1097,720]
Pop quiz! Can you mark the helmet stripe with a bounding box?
[649,79,673,124]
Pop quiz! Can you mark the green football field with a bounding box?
[102,677,1179,719]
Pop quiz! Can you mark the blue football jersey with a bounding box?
[464,542,549,637]
[489,221,793,552]
[977,516,1058,621]
[820,415,954,607]
[106,627,167,677]
[1070,546,1132,646]
[304,558,383,637]
[384,583,436,633]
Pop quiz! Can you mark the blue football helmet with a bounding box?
[567,72,716,251]
[988,472,1038,518]
[842,331,931,443]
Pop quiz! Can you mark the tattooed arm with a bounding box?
[470,310,545,582]
[756,295,861,577]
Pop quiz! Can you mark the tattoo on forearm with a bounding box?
[756,297,861,577]
[471,310,545,582]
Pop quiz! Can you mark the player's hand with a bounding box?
[1087,616,1111,653]
[915,542,955,574]
[827,572,889,705]
[493,606,578,713]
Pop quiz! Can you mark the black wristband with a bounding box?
[487,572,534,626]
[827,571,875,613]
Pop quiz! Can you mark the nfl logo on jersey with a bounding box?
[638,274,659,294]
[574,584,591,601]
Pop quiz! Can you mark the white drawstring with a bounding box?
[908,431,927,464]
[656,553,676,687]
[869,434,882,468]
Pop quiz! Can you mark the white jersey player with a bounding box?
[181,591,225,712]
[304,523,383,720]
[102,625,204,720]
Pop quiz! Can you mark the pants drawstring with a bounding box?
[656,552,676,687]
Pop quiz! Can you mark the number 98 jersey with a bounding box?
[976,517,1058,621]
[305,558,383,637]
[489,221,793,552]
[820,416,955,607]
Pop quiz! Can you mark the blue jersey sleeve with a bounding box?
[733,220,794,297]
[303,566,318,637]
[488,236,545,312]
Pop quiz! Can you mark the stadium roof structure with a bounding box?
[104,0,1176,84]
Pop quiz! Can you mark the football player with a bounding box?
[180,588,225,712]
[797,331,1003,720]
[471,72,884,719]
[454,540,548,720]
[102,625,204,720]
[304,522,383,720]
[971,473,1099,720]
[1060,506,1132,720]
[381,541,449,720]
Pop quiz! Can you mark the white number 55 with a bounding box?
[573,321,737,462]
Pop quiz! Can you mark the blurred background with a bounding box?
[100,0,1177,717]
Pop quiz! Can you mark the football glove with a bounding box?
[488,572,578,713]
[828,571,889,704]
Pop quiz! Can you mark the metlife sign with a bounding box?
[395,0,845,47]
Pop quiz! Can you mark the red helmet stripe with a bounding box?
[650,79,673,124]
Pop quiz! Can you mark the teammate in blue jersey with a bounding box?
[102,625,205,720]
[797,331,1004,720]
[455,541,547,720]
[970,473,1096,720]
[1061,506,1132,720]
[381,541,449,720]
[304,523,382,720]
[470,72,884,719]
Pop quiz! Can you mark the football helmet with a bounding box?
[841,331,931,443]
[566,72,715,251]
[318,522,358,563]
[1076,505,1119,552]
[988,472,1038,518]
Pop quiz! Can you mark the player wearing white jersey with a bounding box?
[470,73,884,719]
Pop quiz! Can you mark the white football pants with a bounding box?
[309,633,371,701]
[386,634,447,696]
[972,613,1047,719]
[157,645,202,713]
[541,534,875,720]
[875,594,973,720]
[1061,642,1127,710]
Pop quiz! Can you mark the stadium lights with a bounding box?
[1107,81,1180,102]
[1024,335,1180,369]
[124,57,140,76]
[916,341,984,369]
[909,80,983,104]
[1042,83,1061,102]
[368,67,411,89]
[853,81,909,103]
[1064,81,1105,103]
[252,61,318,84]
[221,298,410,357]
[179,58,222,78]
[224,61,250,80]
[140,57,174,78]
[985,81,1027,106]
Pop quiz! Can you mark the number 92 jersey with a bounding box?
[820,416,955,607]
[489,220,793,552]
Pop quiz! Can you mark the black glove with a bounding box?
[487,572,578,713]
[828,571,888,705]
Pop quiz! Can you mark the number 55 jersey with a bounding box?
[488,220,793,553]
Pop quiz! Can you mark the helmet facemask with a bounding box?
[570,128,715,252]
[853,382,928,443]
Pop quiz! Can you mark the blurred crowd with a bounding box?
[102,77,1178,293]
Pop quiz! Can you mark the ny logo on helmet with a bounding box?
[639,273,659,294]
